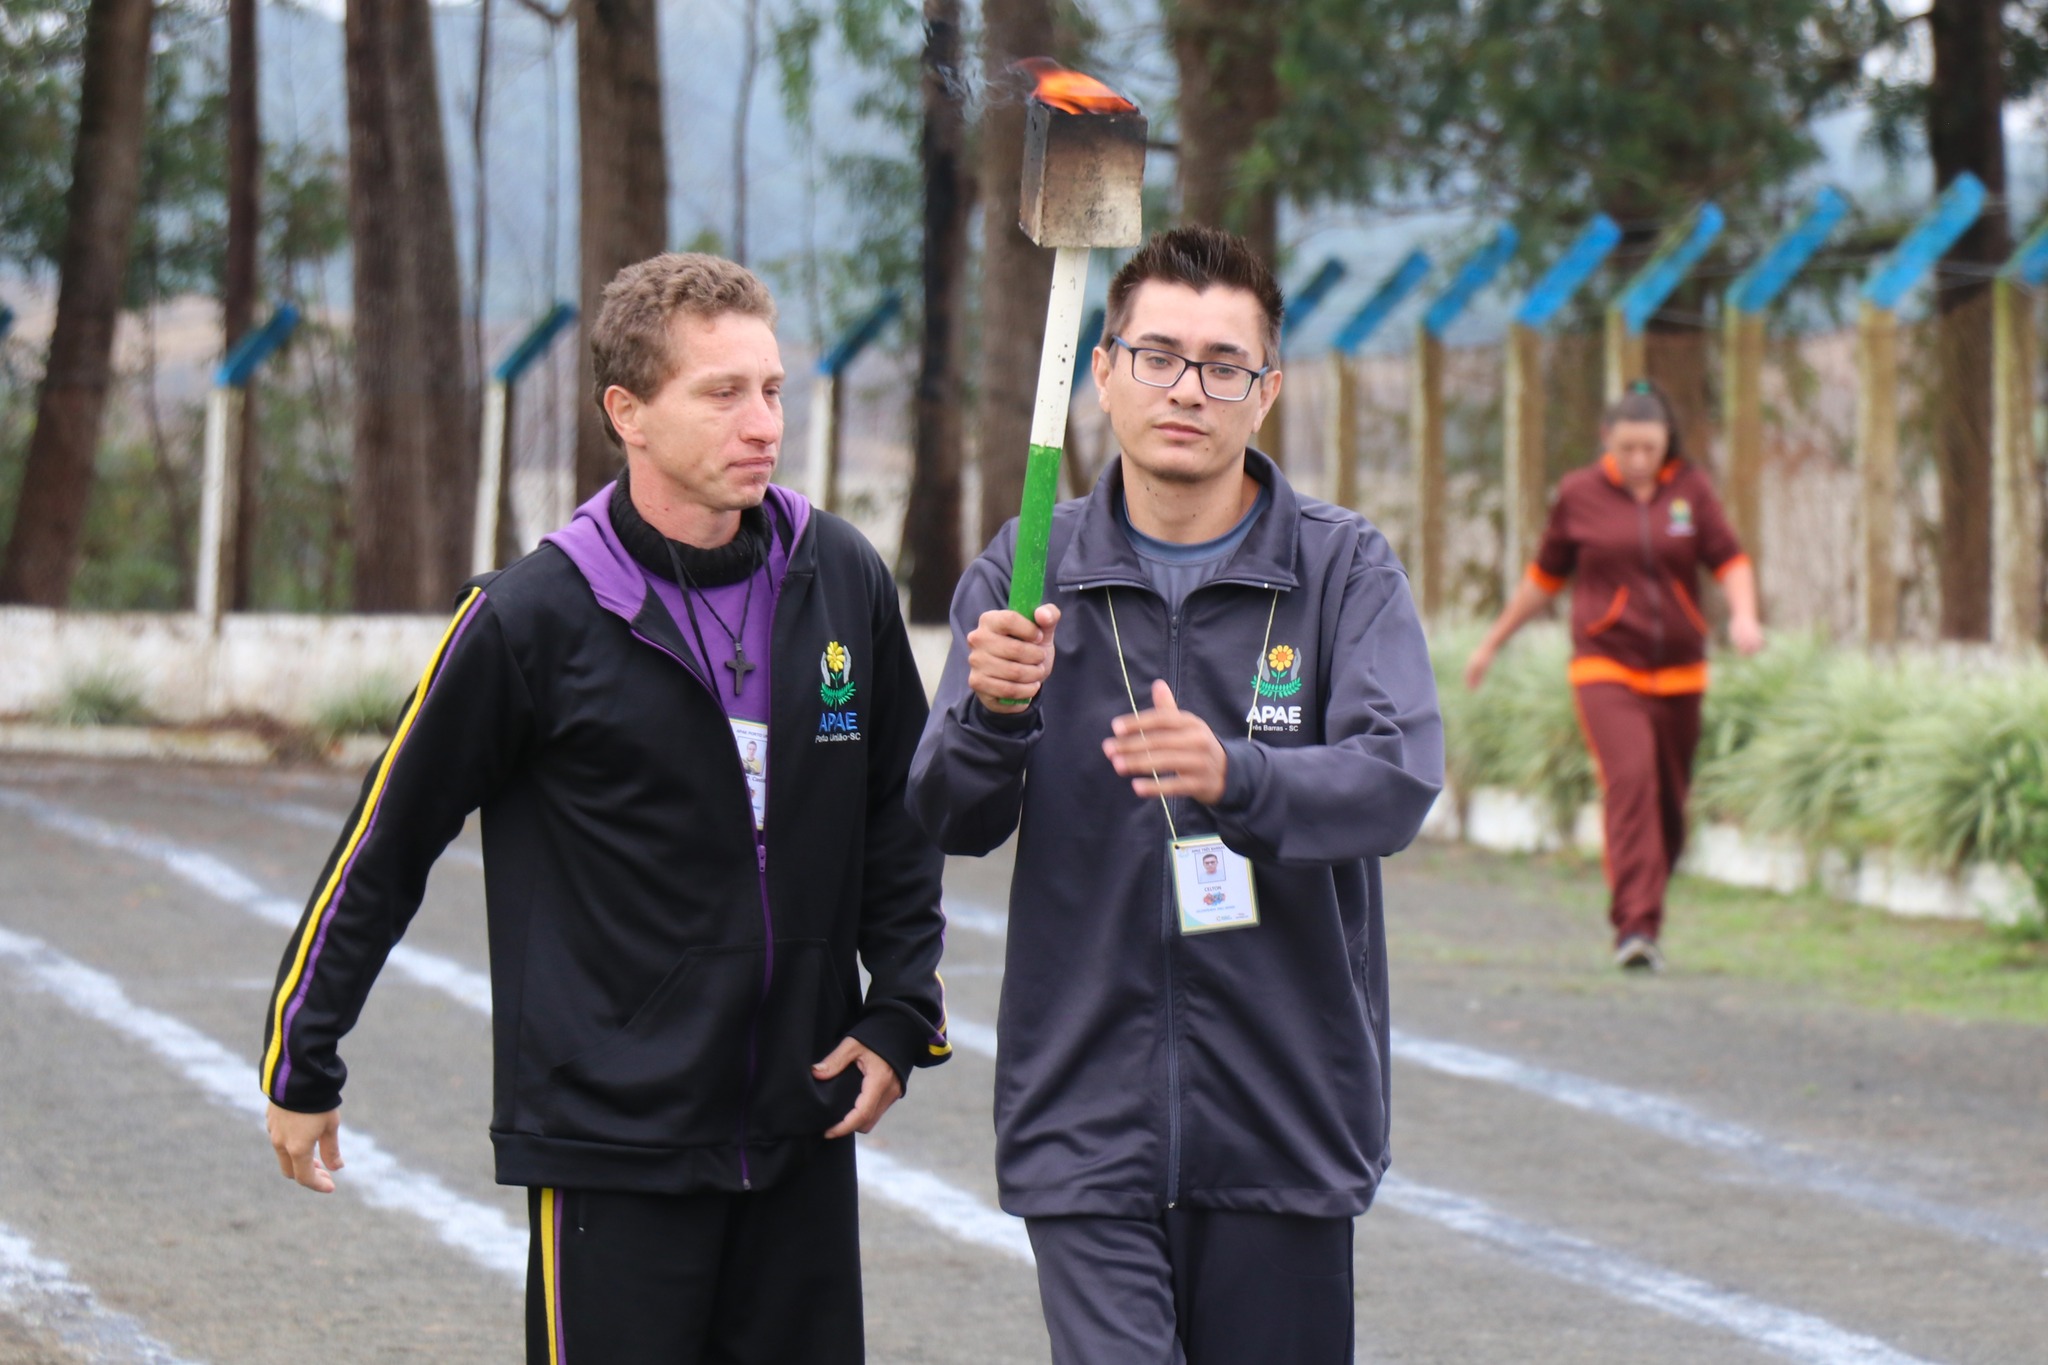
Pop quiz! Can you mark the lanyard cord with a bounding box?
[1103,585,1281,844]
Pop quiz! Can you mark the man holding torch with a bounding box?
[911,224,1444,1362]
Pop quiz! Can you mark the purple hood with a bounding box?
[542,481,814,626]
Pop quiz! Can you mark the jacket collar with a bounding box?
[1601,452,1681,489]
[543,481,814,629]
[1054,448,1302,593]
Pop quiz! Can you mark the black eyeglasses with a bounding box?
[1110,336,1270,402]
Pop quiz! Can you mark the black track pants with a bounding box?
[1026,1208,1355,1365]
[526,1137,862,1365]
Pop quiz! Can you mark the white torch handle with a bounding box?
[1029,247,1093,449]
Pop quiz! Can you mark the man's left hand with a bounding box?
[1103,680,1229,806]
[815,1037,904,1139]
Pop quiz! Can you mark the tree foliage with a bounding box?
[1260,0,1883,243]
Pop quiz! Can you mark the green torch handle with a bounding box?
[1007,442,1064,617]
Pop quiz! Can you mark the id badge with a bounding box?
[730,718,768,830]
[1170,836,1260,935]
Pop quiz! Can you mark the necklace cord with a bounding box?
[1104,584,1284,843]
[663,539,755,704]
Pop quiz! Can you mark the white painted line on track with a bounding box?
[1,791,1034,1275]
[0,1221,203,1364]
[943,901,1012,941]
[0,790,493,1012]
[1386,1029,2048,1260]
[855,1145,1034,1265]
[1376,1177,1941,1365]
[941,902,2048,1261]
[0,924,528,1284]
[944,1011,1937,1364]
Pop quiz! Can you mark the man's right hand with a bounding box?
[267,1103,344,1193]
[967,604,1061,714]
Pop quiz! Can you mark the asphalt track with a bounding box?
[0,756,2043,1363]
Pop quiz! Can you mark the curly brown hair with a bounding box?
[590,253,778,446]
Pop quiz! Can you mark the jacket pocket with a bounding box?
[1585,585,1629,637]
[1670,576,1709,635]
[747,937,862,1140]
[541,944,762,1148]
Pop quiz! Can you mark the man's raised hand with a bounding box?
[267,1103,343,1193]
[967,604,1061,714]
[1103,680,1229,806]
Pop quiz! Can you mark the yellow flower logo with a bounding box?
[820,640,856,706]
[1267,644,1296,674]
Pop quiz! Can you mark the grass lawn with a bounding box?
[1392,842,2048,1027]
[1661,873,2048,1026]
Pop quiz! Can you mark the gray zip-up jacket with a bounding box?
[910,451,1444,1219]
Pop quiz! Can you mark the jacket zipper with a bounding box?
[1164,604,1184,1209]
[1637,497,1665,667]
[626,567,785,1193]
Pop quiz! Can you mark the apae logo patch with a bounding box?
[1667,497,1696,536]
[1247,643,1306,733]
[816,640,862,742]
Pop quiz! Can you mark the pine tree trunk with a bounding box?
[225,0,262,608]
[974,0,1057,547]
[1166,0,1282,269]
[346,0,477,611]
[901,0,971,623]
[0,0,155,605]
[1927,0,2008,641]
[573,0,668,503]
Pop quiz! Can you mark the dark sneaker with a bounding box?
[1614,936,1664,972]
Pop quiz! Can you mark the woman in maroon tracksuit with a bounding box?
[1465,382,1764,970]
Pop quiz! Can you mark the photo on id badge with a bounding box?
[1171,836,1258,934]
[731,718,768,830]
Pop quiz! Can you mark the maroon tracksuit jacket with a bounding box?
[1528,454,1748,943]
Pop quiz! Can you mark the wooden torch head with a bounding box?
[1017,63,1147,250]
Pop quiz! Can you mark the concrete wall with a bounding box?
[0,609,961,724]
[1,608,457,724]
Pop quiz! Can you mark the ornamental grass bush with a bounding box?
[1427,623,2048,888]
[1430,622,1594,833]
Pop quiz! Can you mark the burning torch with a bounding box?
[1006,61,1147,618]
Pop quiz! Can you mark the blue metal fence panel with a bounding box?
[1863,173,1985,311]
[1728,188,1849,314]
[1617,203,1726,334]
[1334,251,1431,355]
[1514,215,1622,329]
[818,292,904,377]
[1282,258,1349,342]
[1424,227,1519,339]
[215,304,302,388]
[491,302,578,383]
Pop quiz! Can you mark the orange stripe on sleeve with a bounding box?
[1526,563,1566,595]
[1713,552,1752,582]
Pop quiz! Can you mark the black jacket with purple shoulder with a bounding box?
[910,453,1444,1220]
[259,485,949,1195]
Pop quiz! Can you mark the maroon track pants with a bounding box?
[1572,683,1703,945]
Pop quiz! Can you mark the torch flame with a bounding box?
[1018,57,1137,116]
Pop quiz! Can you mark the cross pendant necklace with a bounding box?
[724,644,756,695]
[666,541,758,699]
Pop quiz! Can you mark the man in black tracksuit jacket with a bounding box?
[260,255,947,1363]
[911,228,1443,1363]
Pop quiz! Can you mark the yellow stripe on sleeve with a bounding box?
[260,588,485,1097]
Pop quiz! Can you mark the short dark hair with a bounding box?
[1603,377,1682,462]
[1102,225,1284,363]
